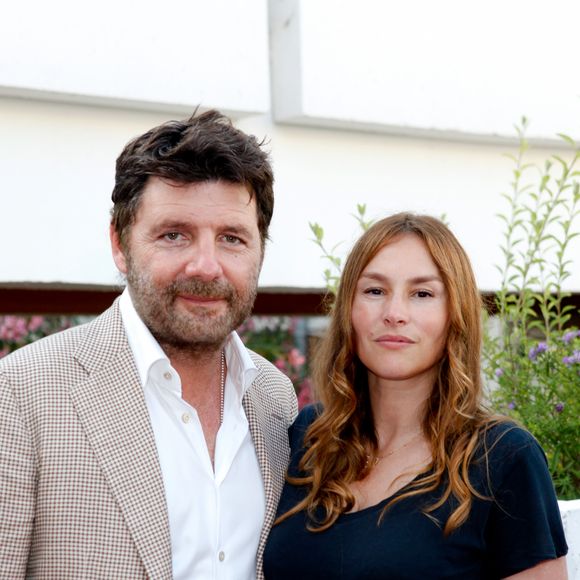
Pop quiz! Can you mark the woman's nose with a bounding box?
[383,295,409,325]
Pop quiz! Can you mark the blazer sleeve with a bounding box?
[0,371,36,578]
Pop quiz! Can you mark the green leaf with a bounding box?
[552,155,569,170]
[309,222,324,242]
[557,133,576,148]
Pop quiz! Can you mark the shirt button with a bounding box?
[163,372,172,380]
[181,413,191,424]
[218,551,225,562]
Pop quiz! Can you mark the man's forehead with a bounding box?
[130,179,258,234]
[139,178,256,212]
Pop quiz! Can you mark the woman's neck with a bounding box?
[368,375,431,443]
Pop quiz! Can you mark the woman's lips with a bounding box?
[375,334,415,348]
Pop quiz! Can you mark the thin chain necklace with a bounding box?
[219,350,226,426]
[366,431,423,468]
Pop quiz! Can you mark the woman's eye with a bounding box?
[364,287,383,296]
[415,290,433,298]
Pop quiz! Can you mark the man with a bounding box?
[0,110,298,579]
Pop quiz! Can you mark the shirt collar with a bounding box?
[118,288,258,400]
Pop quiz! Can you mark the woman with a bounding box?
[263,213,568,579]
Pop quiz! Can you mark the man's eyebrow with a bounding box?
[153,219,191,231]
[359,272,444,284]
[221,224,254,237]
[152,220,255,238]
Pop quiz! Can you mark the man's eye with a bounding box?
[163,232,183,241]
[222,234,242,245]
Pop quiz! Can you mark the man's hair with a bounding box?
[111,109,274,247]
[277,212,498,536]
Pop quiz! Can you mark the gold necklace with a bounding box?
[366,431,423,468]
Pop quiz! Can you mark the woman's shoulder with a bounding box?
[292,403,322,427]
[474,419,550,491]
[479,419,542,459]
[285,404,324,476]
[288,403,322,447]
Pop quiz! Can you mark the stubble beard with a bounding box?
[126,258,258,356]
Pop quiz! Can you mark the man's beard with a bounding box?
[126,259,258,354]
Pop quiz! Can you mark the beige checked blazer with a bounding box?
[0,300,298,579]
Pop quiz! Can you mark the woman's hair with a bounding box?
[279,212,494,535]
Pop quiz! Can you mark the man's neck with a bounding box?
[169,347,226,465]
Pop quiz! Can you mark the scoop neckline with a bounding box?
[339,472,427,522]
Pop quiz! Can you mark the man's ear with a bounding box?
[110,224,128,275]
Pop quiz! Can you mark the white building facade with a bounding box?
[1,0,579,293]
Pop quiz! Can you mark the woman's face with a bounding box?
[351,234,449,390]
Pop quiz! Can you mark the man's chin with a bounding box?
[173,297,228,320]
[161,314,234,345]
[152,325,231,352]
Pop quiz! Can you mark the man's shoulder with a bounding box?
[247,349,293,385]
[244,348,298,418]
[1,320,88,368]
[0,301,124,376]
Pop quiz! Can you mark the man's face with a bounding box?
[111,177,263,353]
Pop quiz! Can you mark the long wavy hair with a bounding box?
[279,212,497,534]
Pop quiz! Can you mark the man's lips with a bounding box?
[177,294,226,304]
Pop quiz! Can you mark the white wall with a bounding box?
[1,0,579,292]
[0,0,270,116]
[270,0,580,142]
[2,97,578,291]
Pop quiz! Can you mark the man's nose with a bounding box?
[183,239,223,281]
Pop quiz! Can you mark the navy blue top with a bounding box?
[263,405,568,579]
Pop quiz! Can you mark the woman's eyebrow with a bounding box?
[359,271,443,284]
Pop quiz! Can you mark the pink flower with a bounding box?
[287,348,306,368]
[28,316,45,332]
[0,316,29,342]
[297,378,314,409]
[274,358,287,371]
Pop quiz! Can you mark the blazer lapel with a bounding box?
[243,391,275,530]
[243,375,291,577]
[69,302,172,579]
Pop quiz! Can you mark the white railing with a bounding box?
[560,500,580,579]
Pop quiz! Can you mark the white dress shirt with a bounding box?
[119,290,265,580]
